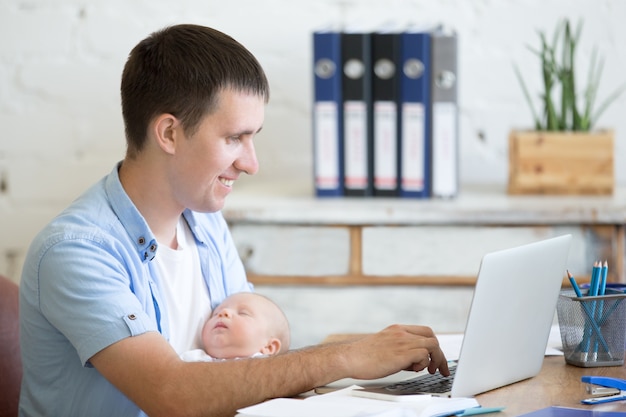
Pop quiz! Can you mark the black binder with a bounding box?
[341,31,373,197]
[371,31,401,197]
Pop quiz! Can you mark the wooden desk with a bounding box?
[322,335,626,415]
[477,356,626,415]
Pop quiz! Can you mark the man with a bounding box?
[19,24,449,417]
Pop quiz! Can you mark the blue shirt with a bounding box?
[19,163,252,417]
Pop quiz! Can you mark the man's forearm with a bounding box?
[173,342,349,417]
[93,325,447,417]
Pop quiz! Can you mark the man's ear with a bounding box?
[152,114,181,155]
[260,338,282,356]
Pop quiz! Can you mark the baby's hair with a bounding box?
[255,293,291,353]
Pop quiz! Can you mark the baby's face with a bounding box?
[202,293,275,359]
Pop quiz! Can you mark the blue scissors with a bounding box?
[581,376,626,404]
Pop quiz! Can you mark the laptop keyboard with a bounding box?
[382,363,457,394]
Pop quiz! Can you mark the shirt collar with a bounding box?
[104,162,158,262]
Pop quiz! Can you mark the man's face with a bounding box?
[169,89,264,213]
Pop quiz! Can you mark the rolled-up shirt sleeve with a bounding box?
[38,236,160,366]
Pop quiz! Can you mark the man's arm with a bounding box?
[91,324,448,417]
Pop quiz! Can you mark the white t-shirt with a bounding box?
[153,217,212,354]
[180,349,264,362]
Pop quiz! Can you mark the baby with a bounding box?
[181,292,290,361]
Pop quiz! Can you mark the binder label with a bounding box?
[401,103,425,191]
[314,101,340,190]
[432,102,457,197]
[344,101,368,188]
[373,101,397,190]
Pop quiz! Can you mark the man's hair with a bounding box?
[120,24,270,158]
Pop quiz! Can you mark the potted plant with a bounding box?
[508,18,626,195]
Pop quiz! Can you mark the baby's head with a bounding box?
[201,292,290,360]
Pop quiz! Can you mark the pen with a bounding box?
[582,393,626,405]
[590,261,606,355]
[567,270,582,297]
[456,406,505,416]
[589,261,601,296]
[595,262,623,326]
[589,261,599,353]
[568,270,611,355]
[595,261,609,355]
[599,261,608,296]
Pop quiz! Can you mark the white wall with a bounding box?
[255,285,476,348]
[1,0,624,344]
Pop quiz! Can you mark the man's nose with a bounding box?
[234,140,259,175]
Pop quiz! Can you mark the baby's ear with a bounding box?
[260,338,282,355]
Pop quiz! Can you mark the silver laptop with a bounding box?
[350,234,572,399]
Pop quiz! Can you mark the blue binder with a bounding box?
[313,30,344,197]
[399,28,433,198]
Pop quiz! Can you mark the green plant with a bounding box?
[514,18,626,131]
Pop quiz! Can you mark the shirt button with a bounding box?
[138,237,145,245]
[128,314,137,320]
[149,244,157,252]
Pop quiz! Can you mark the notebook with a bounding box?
[325,234,573,399]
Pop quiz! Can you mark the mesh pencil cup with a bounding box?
[556,290,626,367]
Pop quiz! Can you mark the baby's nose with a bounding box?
[218,309,232,318]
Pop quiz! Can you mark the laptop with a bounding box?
[327,234,572,399]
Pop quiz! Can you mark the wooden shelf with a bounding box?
[224,184,626,286]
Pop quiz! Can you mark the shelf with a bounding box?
[222,183,626,286]
[223,183,626,226]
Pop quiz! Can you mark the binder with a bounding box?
[341,31,373,197]
[430,29,459,198]
[371,30,401,197]
[398,28,433,198]
[313,29,343,197]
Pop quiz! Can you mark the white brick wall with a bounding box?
[2,0,626,283]
[2,0,622,348]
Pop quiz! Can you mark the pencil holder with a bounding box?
[556,290,626,367]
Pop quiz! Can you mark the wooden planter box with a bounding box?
[508,130,614,195]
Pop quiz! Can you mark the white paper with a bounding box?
[237,385,479,417]
[320,370,419,391]
[432,327,563,361]
[545,324,565,356]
